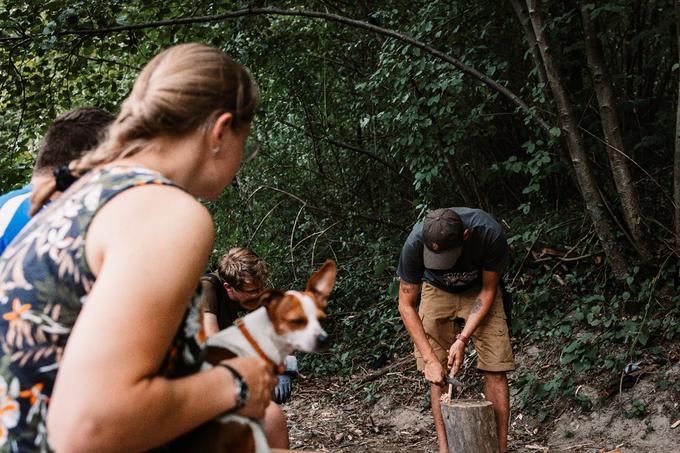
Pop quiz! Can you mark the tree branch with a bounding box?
[246,185,406,232]
[271,114,403,176]
[18,6,553,134]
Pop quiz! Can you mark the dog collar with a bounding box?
[234,318,280,370]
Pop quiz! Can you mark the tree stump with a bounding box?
[440,398,498,453]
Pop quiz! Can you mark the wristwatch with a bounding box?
[219,363,249,412]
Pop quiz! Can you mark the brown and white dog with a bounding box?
[173,260,336,453]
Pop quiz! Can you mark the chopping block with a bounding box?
[439,397,498,453]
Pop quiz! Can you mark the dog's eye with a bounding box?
[289,318,306,326]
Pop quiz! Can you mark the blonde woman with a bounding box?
[0,43,277,451]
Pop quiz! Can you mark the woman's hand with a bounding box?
[221,357,277,419]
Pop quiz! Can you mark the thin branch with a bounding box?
[7,39,29,159]
[75,53,140,70]
[247,199,286,247]
[23,6,553,134]
[271,115,403,176]
[247,185,406,232]
[532,251,603,263]
[550,231,594,273]
[357,356,412,384]
[290,203,307,280]
[311,221,341,267]
[511,226,542,287]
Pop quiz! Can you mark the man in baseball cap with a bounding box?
[397,207,514,453]
[422,208,466,270]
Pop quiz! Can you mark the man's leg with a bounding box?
[483,371,509,453]
[264,402,289,449]
[430,383,448,453]
[413,283,460,453]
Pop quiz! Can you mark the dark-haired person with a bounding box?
[199,246,297,449]
[0,107,114,255]
[397,207,514,453]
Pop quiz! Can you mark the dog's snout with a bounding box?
[316,332,330,351]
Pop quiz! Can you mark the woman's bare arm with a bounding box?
[47,185,269,452]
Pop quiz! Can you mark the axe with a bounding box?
[445,375,464,399]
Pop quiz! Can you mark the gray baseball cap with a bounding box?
[422,208,464,270]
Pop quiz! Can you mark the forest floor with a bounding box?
[283,348,680,452]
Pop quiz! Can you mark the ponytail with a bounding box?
[30,43,258,215]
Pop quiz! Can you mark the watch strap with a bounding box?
[218,363,249,413]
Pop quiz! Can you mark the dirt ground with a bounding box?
[282,359,680,452]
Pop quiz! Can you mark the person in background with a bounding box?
[0,43,278,451]
[397,207,514,453]
[200,246,298,449]
[0,107,114,255]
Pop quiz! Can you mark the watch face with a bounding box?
[237,377,249,405]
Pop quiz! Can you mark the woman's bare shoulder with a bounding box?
[86,183,214,275]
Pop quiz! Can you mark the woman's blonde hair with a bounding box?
[31,43,258,213]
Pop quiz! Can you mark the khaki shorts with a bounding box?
[414,282,515,372]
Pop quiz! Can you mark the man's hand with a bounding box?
[423,358,446,385]
[447,340,465,376]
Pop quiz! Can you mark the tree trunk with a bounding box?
[509,0,548,87]
[508,0,577,187]
[440,399,499,453]
[578,0,652,261]
[526,0,629,278]
[675,0,680,260]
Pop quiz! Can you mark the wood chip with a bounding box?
[671,419,680,429]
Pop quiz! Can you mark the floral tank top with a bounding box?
[0,166,206,452]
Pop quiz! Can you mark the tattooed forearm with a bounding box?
[471,298,483,313]
[400,284,417,294]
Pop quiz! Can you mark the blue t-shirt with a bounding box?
[397,207,509,293]
[0,184,32,256]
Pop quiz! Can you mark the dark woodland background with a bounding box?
[3,0,680,420]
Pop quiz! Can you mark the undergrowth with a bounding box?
[506,213,680,421]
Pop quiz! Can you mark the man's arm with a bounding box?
[203,312,220,337]
[398,279,446,385]
[447,270,501,375]
[198,279,221,336]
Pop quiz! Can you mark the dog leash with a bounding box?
[234,318,280,370]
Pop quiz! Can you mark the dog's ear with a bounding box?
[305,260,337,308]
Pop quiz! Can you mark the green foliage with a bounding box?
[625,399,648,419]
[2,2,680,425]
[508,213,679,416]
